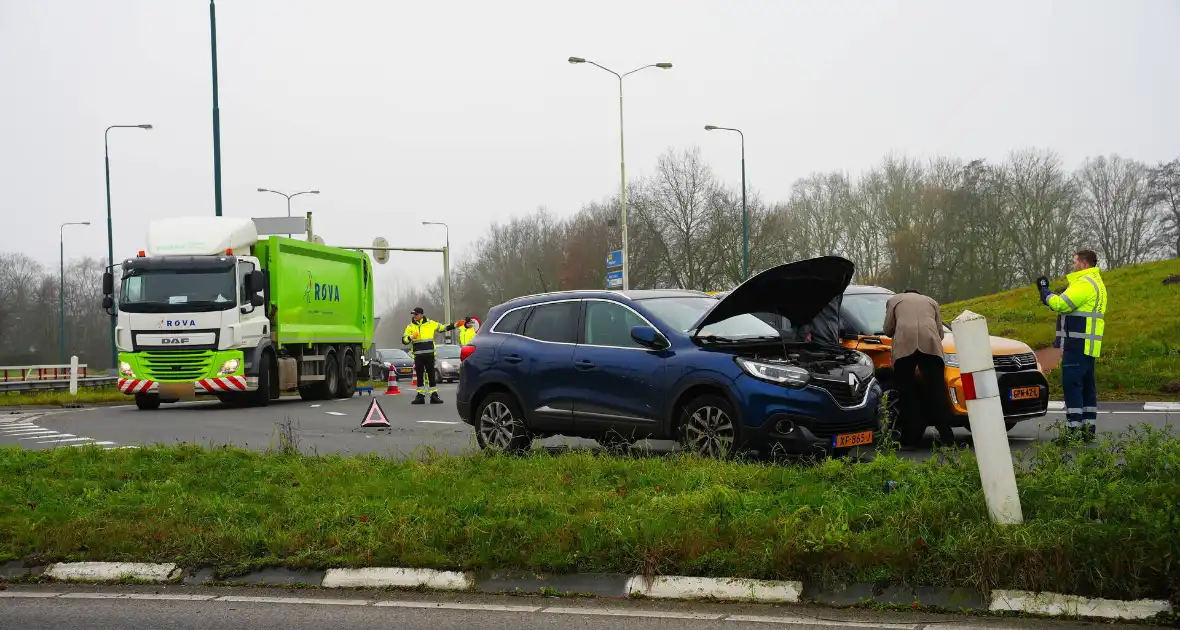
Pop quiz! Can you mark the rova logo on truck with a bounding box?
[304,272,341,304]
[158,319,197,328]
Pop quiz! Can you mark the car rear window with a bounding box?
[521,301,579,344]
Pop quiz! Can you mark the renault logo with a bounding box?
[847,373,860,390]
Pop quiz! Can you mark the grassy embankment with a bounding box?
[943,258,1180,400]
[0,382,387,408]
[2,428,1178,602]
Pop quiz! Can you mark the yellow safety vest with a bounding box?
[401,318,452,355]
[1046,267,1107,358]
[459,326,476,345]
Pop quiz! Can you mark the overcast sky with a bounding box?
[2,0,1177,303]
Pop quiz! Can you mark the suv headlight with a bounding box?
[944,353,959,368]
[218,358,240,376]
[736,357,810,388]
[119,361,134,378]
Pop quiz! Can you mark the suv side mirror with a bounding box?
[630,325,670,351]
[102,272,114,296]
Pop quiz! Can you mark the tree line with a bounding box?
[377,149,1179,346]
[3,150,1177,364]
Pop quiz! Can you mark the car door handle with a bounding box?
[575,359,595,370]
[504,354,523,364]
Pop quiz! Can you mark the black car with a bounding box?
[367,348,415,382]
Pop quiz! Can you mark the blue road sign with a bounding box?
[606,269,623,289]
[606,249,623,269]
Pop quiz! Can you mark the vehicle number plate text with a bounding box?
[833,430,874,448]
[1010,386,1040,401]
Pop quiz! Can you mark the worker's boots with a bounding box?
[411,393,426,405]
[429,392,443,405]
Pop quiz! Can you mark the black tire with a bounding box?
[679,394,742,459]
[474,392,532,453]
[247,353,273,407]
[305,351,338,401]
[134,393,161,410]
[337,349,357,398]
[298,386,318,401]
[880,382,926,447]
[596,430,634,455]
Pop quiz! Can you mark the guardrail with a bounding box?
[0,376,118,393]
[1,364,91,382]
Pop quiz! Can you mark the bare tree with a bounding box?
[1147,159,1180,258]
[1075,155,1162,267]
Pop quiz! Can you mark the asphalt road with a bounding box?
[0,388,1175,461]
[0,585,1144,630]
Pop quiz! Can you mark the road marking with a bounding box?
[725,615,919,628]
[310,405,322,408]
[374,601,541,612]
[20,433,74,440]
[2,428,55,435]
[1144,402,1180,411]
[544,606,723,620]
[0,591,62,598]
[215,595,369,606]
[1045,410,1165,415]
[36,437,93,444]
[105,446,140,450]
[0,423,38,429]
[325,411,347,416]
[416,420,460,425]
[71,441,116,447]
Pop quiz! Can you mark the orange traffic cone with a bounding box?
[410,374,418,388]
[383,369,401,395]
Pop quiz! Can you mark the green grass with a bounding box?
[944,259,1180,400]
[2,429,1178,601]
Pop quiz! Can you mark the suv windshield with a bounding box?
[120,268,237,313]
[638,296,780,339]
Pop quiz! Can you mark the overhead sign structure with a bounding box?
[606,269,623,289]
[606,249,623,269]
[360,398,391,428]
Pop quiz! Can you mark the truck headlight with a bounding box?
[944,353,960,368]
[119,362,134,378]
[736,357,810,388]
[218,359,240,375]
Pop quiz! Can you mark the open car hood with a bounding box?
[692,256,855,333]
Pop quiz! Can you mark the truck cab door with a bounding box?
[234,261,269,350]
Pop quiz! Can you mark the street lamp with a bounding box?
[104,123,152,371]
[705,125,748,281]
[422,222,452,344]
[569,56,673,291]
[60,222,91,364]
[210,0,223,216]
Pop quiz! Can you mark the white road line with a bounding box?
[0,423,38,429]
[71,441,116,447]
[325,411,347,416]
[544,606,723,620]
[416,420,460,425]
[35,437,93,444]
[106,445,139,450]
[214,595,369,606]
[20,433,74,440]
[2,428,55,435]
[1144,402,1180,411]
[725,615,918,628]
[375,601,541,612]
[0,592,62,598]
[310,404,322,408]
[1045,410,1166,415]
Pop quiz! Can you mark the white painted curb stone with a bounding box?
[1143,402,1180,411]
[45,562,179,583]
[990,589,1171,620]
[626,575,802,603]
[322,567,471,590]
[1047,401,1065,411]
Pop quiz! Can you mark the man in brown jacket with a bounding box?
[883,290,955,446]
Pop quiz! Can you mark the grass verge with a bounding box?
[943,258,1180,400]
[2,427,1178,601]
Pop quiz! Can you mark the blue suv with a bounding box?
[455,256,882,457]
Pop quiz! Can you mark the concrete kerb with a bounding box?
[16,562,1176,621]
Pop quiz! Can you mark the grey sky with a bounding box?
[2,0,1177,302]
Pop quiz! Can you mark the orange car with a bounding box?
[838,285,1050,432]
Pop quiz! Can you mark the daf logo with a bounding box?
[847,373,860,390]
[161,337,189,345]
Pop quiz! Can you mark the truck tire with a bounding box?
[135,393,161,410]
[307,350,339,401]
[247,354,273,407]
[337,349,357,398]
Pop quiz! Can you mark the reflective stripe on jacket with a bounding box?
[401,318,453,355]
[1046,267,1107,358]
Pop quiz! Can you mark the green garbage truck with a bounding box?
[102,216,375,410]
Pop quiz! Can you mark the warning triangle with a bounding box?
[360,398,391,428]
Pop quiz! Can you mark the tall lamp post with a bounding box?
[422,222,452,343]
[568,56,672,291]
[257,188,320,236]
[105,123,153,371]
[704,125,748,281]
[210,0,223,216]
[60,222,91,364]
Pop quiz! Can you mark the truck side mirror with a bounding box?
[102,272,114,296]
[250,293,265,307]
[247,270,265,295]
[102,296,114,310]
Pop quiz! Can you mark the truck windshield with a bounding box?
[120,268,237,313]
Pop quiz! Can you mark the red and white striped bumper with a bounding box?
[118,376,253,395]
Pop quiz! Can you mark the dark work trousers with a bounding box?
[1061,348,1097,431]
[413,353,438,396]
[893,351,954,443]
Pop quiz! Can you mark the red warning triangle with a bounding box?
[360,398,391,427]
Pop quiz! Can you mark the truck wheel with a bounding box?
[317,351,339,400]
[337,350,358,398]
[247,355,272,407]
[134,393,161,410]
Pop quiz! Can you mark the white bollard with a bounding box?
[951,310,1024,525]
[69,355,79,396]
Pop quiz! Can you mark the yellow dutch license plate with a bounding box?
[833,430,874,449]
[1010,386,1040,401]
[398,367,413,374]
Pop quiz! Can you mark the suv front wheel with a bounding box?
[679,394,741,459]
[475,392,532,453]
